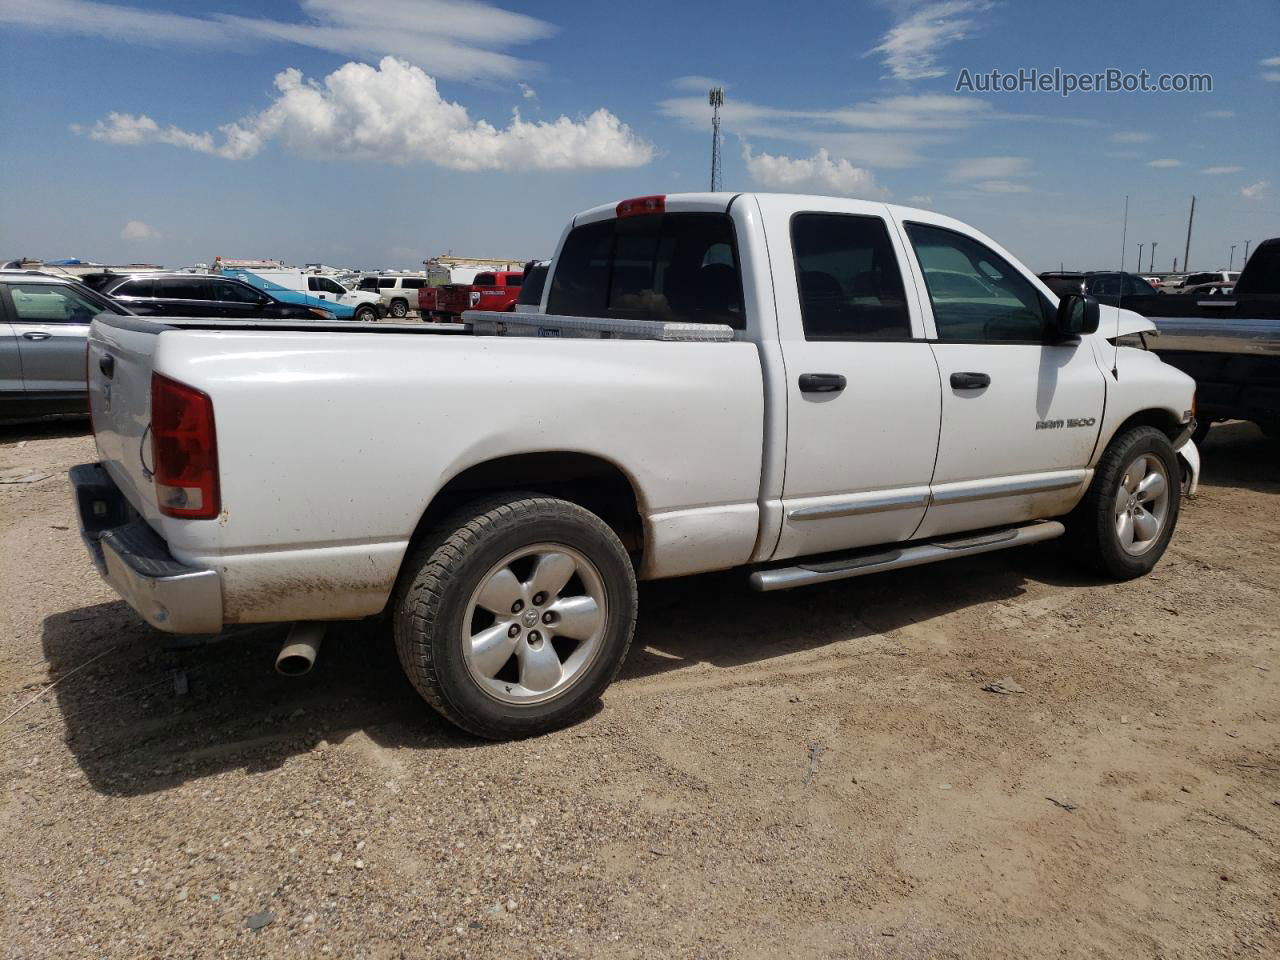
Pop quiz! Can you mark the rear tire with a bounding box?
[389,299,408,318]
[1065,426,1181,580]
[392,495,637,739]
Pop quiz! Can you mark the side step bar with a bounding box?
[748,521,1066,592]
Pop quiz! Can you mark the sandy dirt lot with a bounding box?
[1,421,1277,959]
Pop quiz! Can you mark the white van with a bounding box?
[240,270,381,322]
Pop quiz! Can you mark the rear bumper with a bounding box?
[70,463,223,633]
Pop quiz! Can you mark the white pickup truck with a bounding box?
[73,193,1200,739]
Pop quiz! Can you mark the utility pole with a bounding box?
[1150,241,1157,274]
[708,87,724,192]
[1183,195,1195,272]
[1137,243,1144,273]
[1243,239,1251,266]
[1173,257,1178,272]
[1229,244,1237,271]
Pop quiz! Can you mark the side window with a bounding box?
[210,279,262,303]
[505,273,522,287]
[154,278,207,300]
[358,277,378,291]
[378,278,396,289]
[791,213,912,340]
[906,223,1049,342]
[321,277,345,294]
[116,277,154,298]
[547,213,744,329]
[307,276,324,292]
[473,273,496,286]
[402,278,424,290]
[6,283,105,322]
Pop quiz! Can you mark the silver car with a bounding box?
[0,271,129,424]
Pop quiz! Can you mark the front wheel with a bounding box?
[392,495,638,739]
[1065,426,1181,579]
[354,305,378,323]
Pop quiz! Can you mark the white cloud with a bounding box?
[949,155,1031,180]
[1200,165,1242,175]
[1264,73,1280,83]
[1200,109,1234,119]
[517,82,537,100]
[120,220,158,241]
[869,1,992,81]
[1261,56,1280,66]
[669,75,727,92]
[79,57,652,171]
[742,144,889,199]
[0,0,554,81]
[907,194,933,205]
[1146,158,1183,168]
[975,180,1031,193]
[1109,131,1152,143]
[1241,180,1269,200]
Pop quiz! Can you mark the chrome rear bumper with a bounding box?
[70,463,223,633]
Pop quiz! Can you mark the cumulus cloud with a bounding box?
[1146,158,1183,168]
[1241,180,1269,200]
[1200,165,1242,175]
[120,220,158,240]
[0,0,553,81]
[948,155,1031,180]
[742,144,889,199]
[869,1,993,81]
[517,82,537,100]
[78,58,653,171]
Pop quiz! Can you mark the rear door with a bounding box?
[897,216,1105,538]
[2,281,105,411]
[760,197,943,559]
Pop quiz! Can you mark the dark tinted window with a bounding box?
[209,279,263,303]
[517,264,548,306]
[791,213,911,340]
[505,273,522,286]
[547,213,744,329]
[1239,242,1279,295]
[358,277,378,291]
[401,278,424,289]
[154,277,209,300]
[378,278,395,289]
[906,223,1049,342]
[473,273,496,286]
[115,277,155,298]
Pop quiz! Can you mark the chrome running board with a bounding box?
[748,521,1066,592]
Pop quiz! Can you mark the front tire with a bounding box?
[392,495,638,739]
[1066,426,1181,579]
[354,304,378,323]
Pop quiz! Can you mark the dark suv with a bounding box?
[88,273,336,321]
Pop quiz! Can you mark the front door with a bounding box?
[897,219,1105,538]
[764,200,943,560]
[2,281,97,413]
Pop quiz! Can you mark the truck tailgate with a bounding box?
[87,314,164,523]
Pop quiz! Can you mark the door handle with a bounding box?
[798,373,847,394]
[950,371,991,390]
[99,354,115,378]
[21,331,51,341]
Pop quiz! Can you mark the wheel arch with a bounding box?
[405,451,647,570]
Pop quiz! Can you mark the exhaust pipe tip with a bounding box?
[275,622,326,677]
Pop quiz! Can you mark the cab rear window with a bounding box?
[547,213,745,329]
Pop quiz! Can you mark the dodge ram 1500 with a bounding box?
[72,193,1200,738]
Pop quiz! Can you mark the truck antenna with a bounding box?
[1113,194,1128,380]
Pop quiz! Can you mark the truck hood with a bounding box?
[1098,306,1157,341]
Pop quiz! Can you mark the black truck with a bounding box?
[1128,238,1279,443]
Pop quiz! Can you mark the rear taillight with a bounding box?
[616,194,665,218]
[150,372,220,519]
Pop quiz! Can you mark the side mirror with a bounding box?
[1055,293,1100,339]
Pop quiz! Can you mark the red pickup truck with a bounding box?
[419,270,524,321]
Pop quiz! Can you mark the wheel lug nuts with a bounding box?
[532,592,547,606]
[508,624,520,638]
[511,600,524,614]
[528,631,541,644]
[542,612,555,625]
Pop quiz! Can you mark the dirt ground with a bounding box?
[1,421,1277,959]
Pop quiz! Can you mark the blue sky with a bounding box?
[1,0,1277,272]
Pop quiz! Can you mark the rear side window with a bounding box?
[791,213,911,340]
[115,277,155,298]
[378,278,395,289]
[547,213,744,329]
[402,278,424,289]
[906,223,1050,342]
[154,278,208,300]
[473,273,496,286]
[504,273,522,287]
[209,279,262,303]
